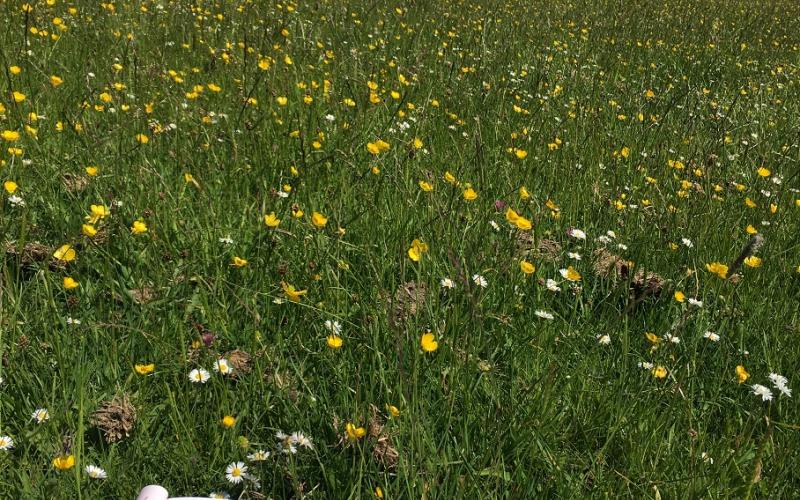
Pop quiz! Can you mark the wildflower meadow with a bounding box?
[1,0,799,497]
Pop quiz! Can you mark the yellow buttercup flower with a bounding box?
[346,422,366,440]
[1,130,20,142]
[652,366,667,379]
[705,262,728,279]
[50,75,64,87]
[311,211,328,228]
[53,244,76,262]
[407,239,428,262]
[63,277,79,290]
[131,220,148,234]
[82,224,97,237]
[231,256,248,267]
[87,204,110,224]
[326,335,343,349]
[221,415,236,428]
[366,139,390,155]
[560,266,581,282]
[674,291,686,303]
[53,455,76,471]
[520,260,535,275]
[264,212,281,228]
[420,332,438,352]
[281,281,307,302]
[744,256,762,268]
[3,180,18,193]
[135,363,155,375]
[736,365,749,384]
[419,180,434,192]
[463,187,478,201]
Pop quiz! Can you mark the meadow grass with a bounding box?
[1,0,799,497]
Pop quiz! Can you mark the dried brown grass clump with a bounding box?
[514,233,562,261]
[4,241,52,265]
[91,394,137,443]
[388,281,427,327]
[128,287,156,304]
[591,248,664,300]
[514,231,535,256]
[373,434,399,469]
[631,269,665,297]
[369,405,398,469]
[224,349,253,376]
[536,239,562,261]
[592,248,629,279]
[62,173,89,193]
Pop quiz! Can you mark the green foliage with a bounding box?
[0,0,799,498]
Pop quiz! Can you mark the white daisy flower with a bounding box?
[292,431,314,449]
[545,279,561,292]
[218,236,234,245]
[440,277,456,289]
[8,195,25,207]
[688,298,703,307]
[225,462,247,484]
[534,310,554,320]
[472,274,488,288]
[324,320,342,334]
[489,220,500,231]
[596,235,612,244]
[681,238,694,248]
[214,359,233,376]
[85,464,107,479]
[66,317,81,325]
[247,450,270,462]
[596,334,611,345]
[567,228,586,240]
[0,435,13,451]
[752,384,773,402]
[703,331,720,342]
[567,252,582,260]
[638,361,654,370]
[769,373,791,397]
[663,333,681,344]
[31,408,50,424]
[188,368,210,383]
